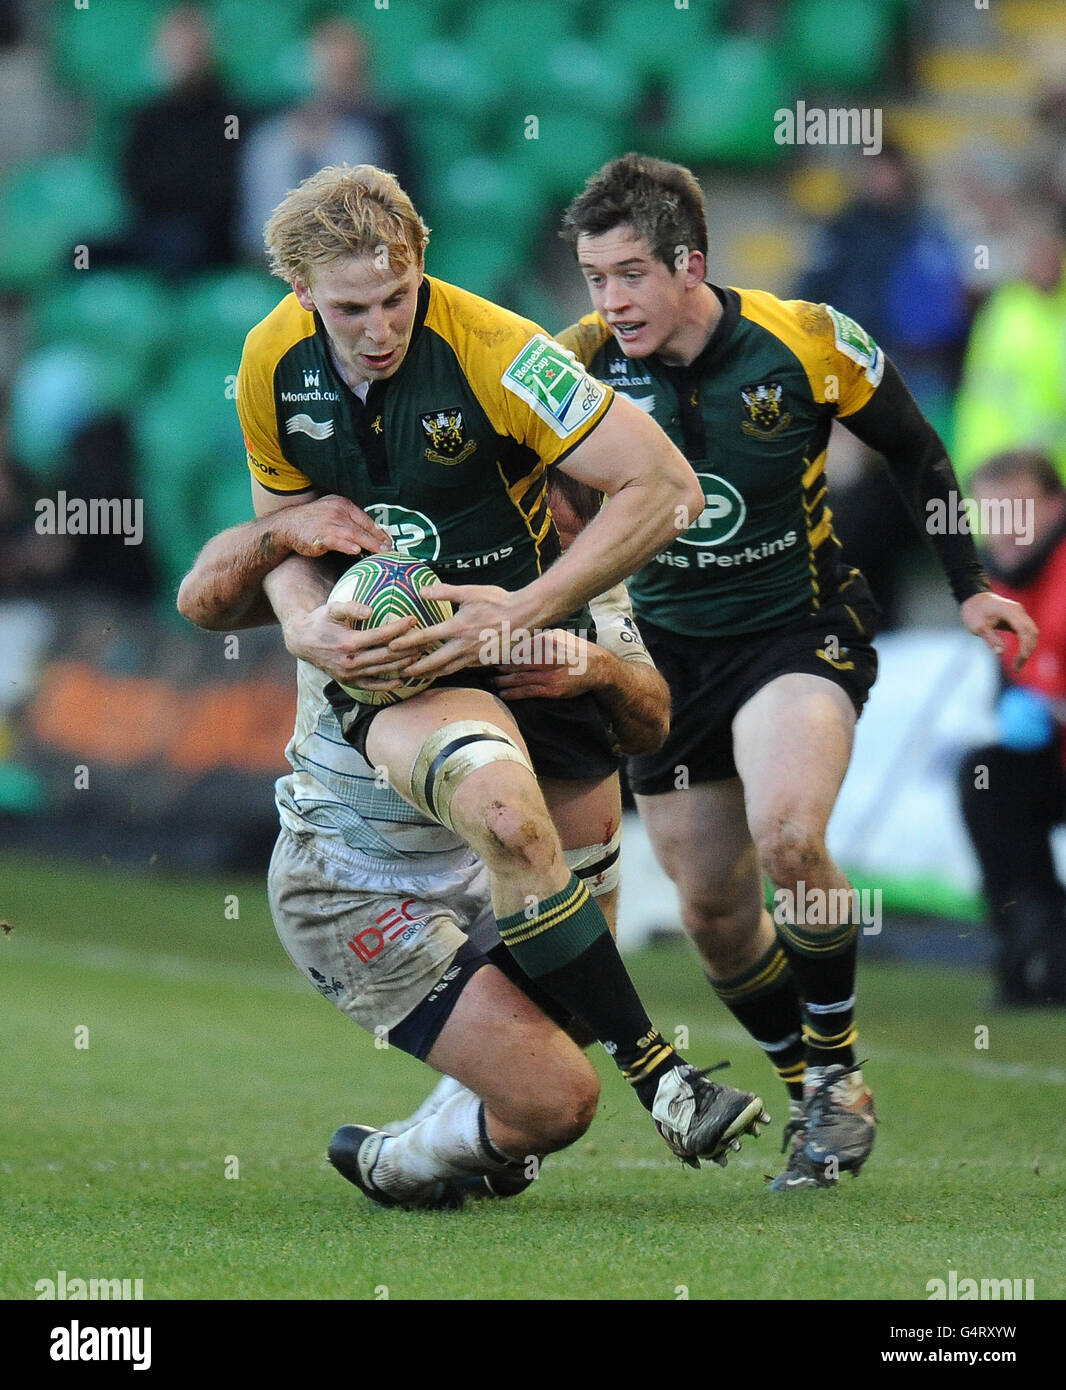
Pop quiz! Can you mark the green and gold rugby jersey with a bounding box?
[559,288,884,637]
[237,276,612,594]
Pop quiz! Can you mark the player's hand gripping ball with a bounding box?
[328,551,454,706]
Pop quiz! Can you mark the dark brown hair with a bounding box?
[560,153,708,268]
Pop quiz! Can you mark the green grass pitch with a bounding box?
[2,850,1064,1302]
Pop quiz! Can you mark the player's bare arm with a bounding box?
[492,633,670,756]
[175,482,391,630]
[842,359,1038,667]
[958,591,1037,672]
[395,395,704,678]
[260,552,420,692]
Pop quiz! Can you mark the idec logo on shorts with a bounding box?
[347,901,426,962]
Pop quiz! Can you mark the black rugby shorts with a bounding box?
[627,573,881,794]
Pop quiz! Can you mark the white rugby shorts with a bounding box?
[268,828,500,1038]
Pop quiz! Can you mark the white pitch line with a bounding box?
[4,937,306,994]
[5,940,1065,1086]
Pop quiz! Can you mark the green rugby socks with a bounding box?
[776,916,859,1068]
[711,941,806,1100]
[497,873,679,1108]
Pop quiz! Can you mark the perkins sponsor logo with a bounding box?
[676,473,747,546]
[364,503,440,560]
[655,532,798,570]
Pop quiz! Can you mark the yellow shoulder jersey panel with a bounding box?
[424,277,613,463]
[237,292,317,493]
[736,289,884,419]
[556,313,613,370]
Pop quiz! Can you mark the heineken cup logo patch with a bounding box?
[502,334,606,437]
[826,305,884,386]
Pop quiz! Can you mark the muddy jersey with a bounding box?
[238,275,612,594]
[560,288,989,639]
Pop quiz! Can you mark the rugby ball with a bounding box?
[328,550,454,705]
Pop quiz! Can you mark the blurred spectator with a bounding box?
[1029,80,1066,232]
[799,145,968,625]
[0,398,154,603]
[0,411,72,599]
[0,0,22,47]
[800,142,968,422]
[952,222,1066,486]
[957,450,1066,1008]
[119,5,240,272]
[237,17,413,262]
[62,414,156,601]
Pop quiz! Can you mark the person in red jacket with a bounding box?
[958,449,1066,1005]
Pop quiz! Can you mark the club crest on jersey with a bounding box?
[420,408,477,465]
[740,380,792,438]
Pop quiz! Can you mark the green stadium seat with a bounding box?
[785,0,895,91]
[134,351,248,593]
[657,38,793,166]
[175,271,285,356]
[9,343,141,481]
[422,156,544,257]
[0,155,130,291]
[501,110,631,202]
[533,38,642,122]
[50,0,166,109]
[0,761,46,815]
[208,0,314,107]
[336,0,444,100]
[394,39,503,126]
[459,0,578,82]
[407,113,485,191]
[597,0,726,81]
[426,232,527,301]
[30,271,170,380]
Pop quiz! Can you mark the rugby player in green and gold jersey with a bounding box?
[558,154,1037,1190]
[177,163,771,1207]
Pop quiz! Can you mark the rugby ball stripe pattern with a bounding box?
[328,550,454,705]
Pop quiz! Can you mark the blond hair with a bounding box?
[263,164,430,285]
